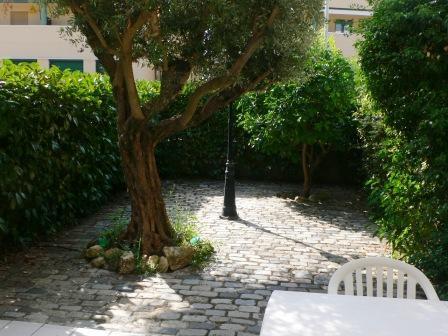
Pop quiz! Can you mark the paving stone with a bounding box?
[182,315,207,322]
[0,182,388,335]
[235,300,255,306]
[33,324,75,336]
[205,310,226,317]
[228,312,249,319]
[158,312,181,320]
[176,329,207,336]
[2,312,25,318]
[188,321,215,330]
[219,324,245,331]
[208,316,229,323]
[209,331,235,336]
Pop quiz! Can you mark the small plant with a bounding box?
[103,247,123,271]
[132,238,157,276]
[98,208,128,249]
[190,239,215,269]
[89,203,214,274]
[171,206,215,269]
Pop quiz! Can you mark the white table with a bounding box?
[261,291,448,336]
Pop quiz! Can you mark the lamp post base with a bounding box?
[221,161,238,220]
[219,213,239,220]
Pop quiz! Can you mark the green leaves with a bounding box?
[0,61,123,246]
[238,40,357,163]
[357,0,448,297]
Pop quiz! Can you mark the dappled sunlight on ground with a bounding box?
[0,181,388,335]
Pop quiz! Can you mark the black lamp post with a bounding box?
[220,103,238,220]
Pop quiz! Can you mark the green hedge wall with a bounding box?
[0,61,122,245]
[0,62,360,247]
[357,0,448,297]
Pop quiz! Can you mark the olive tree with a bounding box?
[49,0,322,254]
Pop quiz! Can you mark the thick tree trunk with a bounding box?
[119,126,174,256]
[301,143,312,198]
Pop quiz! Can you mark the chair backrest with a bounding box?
[328,257,439,301]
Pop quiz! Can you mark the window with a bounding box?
[96,60,106,74]
[10,59,37,64]
[10,11,29,25]
[49,60,84,72]
[335,20,353,33]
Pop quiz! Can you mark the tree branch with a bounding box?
[122,9,159,50]
[68,0,116,55]
[121,55,145,120]
[188,69,272,128]
[142,59,192,117]
[152,6,280,142]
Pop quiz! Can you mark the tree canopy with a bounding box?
[238,39,357,196]
[45,0,324,254]
[52,0,322,136]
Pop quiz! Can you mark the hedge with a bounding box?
[0,61,360,247]
[0,61,122,245]
[357,0,448,297]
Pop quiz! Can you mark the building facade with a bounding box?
[0,0,157,79]
[326,0,372,57]
[0,0,371,76]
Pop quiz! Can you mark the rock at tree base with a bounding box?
[157,256,169,273]
[118,251,135,274]
[85,245,103,259]
[86,238,99,248]
[104,247,124,271]
[146,255,160,270]
[163,246,194,271]
[91,257,106,268]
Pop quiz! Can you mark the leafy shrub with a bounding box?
[357,0,448,297]
[238,39,358,196]
[154,83,297,181]
[0,61,122,246]
[156,84,360,185]
[170,205,215,269]
[0,60,361,249]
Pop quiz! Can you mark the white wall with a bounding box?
[0,25,156,79]
[328,32,360,58]
[329,0,370,9]
[0,25,95,61]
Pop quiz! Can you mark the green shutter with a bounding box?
[50,60,84,72]
[10,59,37,64]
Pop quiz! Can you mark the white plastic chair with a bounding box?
[328,257,439,300]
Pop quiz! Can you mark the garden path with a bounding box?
[0,181,388,336]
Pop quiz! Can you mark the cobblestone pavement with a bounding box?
[0,181,388,336]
